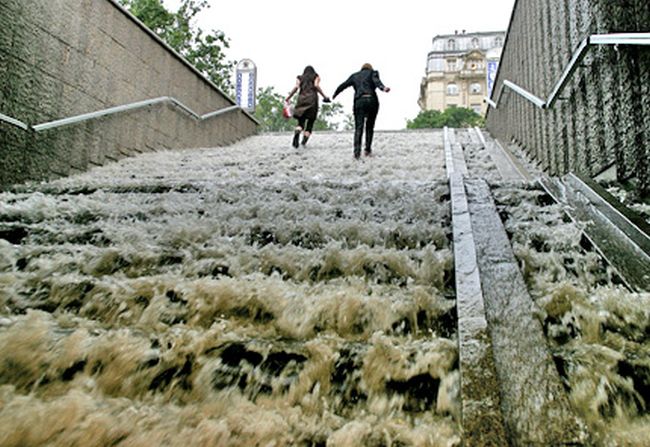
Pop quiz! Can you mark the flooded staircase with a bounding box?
[0,130,648,446]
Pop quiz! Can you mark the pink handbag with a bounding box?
[282,101,293,119]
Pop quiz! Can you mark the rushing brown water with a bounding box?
[460,129,650,445]
[2,129,648,446]
[492,184,650,445]
[0,131,461,446]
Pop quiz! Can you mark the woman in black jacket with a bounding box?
[333,63,390,159]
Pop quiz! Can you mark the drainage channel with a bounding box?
[446,127,586,445]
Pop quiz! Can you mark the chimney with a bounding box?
[455,30,458,35]
[462,29,466,34]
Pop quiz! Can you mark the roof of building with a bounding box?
[432,30,505,40]
[429,30,506,54]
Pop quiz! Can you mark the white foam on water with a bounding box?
[493,185,650,445]
[0,131,461,446]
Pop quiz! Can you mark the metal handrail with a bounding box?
[1,0,262,132]
[0,112,29,131]
[486,32,650,110]
[1,98,246,133]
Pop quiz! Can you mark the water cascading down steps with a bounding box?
[1,129,649,445]
[445,127,585,445]
[0,132,460,445]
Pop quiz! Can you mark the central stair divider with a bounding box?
[450,171,509,445]
[465,178,586,445]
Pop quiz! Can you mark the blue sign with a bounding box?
[486,59,499,98]
[235,59,257,112]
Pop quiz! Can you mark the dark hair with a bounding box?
[303,65,317,77]
[361,63,373,70]
[299,65,318,90]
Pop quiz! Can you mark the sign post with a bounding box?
[235,59,257,113]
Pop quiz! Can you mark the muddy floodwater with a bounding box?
[1,130,649,446]
[493,184,650,445]
[0,132,461,446]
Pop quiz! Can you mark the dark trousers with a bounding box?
[297,115,315,133]
[353,95,379,157]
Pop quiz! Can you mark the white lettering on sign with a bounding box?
[236,59,257,112]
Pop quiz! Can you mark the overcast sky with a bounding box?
[164,0,516,130]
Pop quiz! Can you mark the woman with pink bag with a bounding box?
[285,66,331,148]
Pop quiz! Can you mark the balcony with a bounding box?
[459,68,486,79]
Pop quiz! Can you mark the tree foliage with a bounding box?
[314,102,349,131]
[254,86,294,132]
[254,86,350,132]
[118,0,235,94]
[407,107,484,129]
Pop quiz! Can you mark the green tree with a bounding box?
[407,110,445,128]
[407,107,484,129]
[254,86,294,132]
[341,113,354,131]
[254,86,349,132]
[118,0,235,94]
[314,102,348,131]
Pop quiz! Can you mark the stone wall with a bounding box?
[486,0,649,194]
[0,0,257,189]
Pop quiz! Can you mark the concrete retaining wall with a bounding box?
[0,0,257,189]
[486,0,649,194]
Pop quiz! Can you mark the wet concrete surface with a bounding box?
[450,173,508,446]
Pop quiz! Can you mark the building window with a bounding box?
[494,37,503,47]
[471,104,482,113]
[447,58,457,71]
[471,37,479,48]
[428,57,445,72]
[447,83,459,96]
[447,39,456,50]
[470,83,482,94]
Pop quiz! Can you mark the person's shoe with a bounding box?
[301,135,309,146]
[292,132,300,148]
[364,150,372,157]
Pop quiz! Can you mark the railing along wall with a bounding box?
[0,0,258,189]
[486,34,650,111]
[0,99,243,133]
[485,0,650,195]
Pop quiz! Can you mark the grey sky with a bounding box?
[165,0,516,129]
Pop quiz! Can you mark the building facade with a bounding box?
[419,31,505,115]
